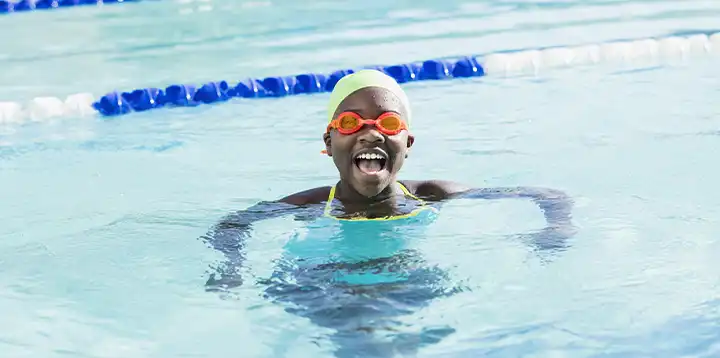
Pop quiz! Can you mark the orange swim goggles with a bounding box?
[326,111,408,136]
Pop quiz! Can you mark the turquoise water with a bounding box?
[2,0,720,357]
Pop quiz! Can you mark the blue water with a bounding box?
[2,0,720,357]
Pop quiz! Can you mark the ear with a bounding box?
[406,134,415,148]
[323,132,332,156]
[405,134,414,158]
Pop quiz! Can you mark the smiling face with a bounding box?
[323,87,414,198]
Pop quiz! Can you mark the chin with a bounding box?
[352,166,393,198]
[355,186,384,198]
[351,176,394,198]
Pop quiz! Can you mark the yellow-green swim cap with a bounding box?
[326,69,411,126]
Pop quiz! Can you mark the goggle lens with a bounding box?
[378,115,402,131]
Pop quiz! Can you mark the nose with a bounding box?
[357,127,385,144]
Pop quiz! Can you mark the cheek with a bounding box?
[331,136,354,160]
[389,139,408,162]
[388,136,409,153]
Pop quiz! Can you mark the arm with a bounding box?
[452,184,576,253]
[200,198,321,292]
[410,180,574,227]
[453,187,576,252]
[452,186,574,228]
[409,180,576,253]
[201,186,331,291]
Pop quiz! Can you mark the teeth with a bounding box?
[356,153,385,160]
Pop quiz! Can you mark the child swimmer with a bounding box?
[201,69,576,357]
[204,69,575,266]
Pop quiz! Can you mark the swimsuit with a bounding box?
[323,182,436,221]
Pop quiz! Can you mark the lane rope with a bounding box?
[1,32,718,124]
[1,0,142,14]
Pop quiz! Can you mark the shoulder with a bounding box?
[278,186,333,206]
[399,180,471,201]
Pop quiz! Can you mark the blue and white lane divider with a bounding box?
[1,32,718,124]
[0,0,140,14]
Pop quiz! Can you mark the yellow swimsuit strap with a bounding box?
[323,182,426,221]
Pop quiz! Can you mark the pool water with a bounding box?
[2,0,720,357]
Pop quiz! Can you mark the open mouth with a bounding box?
[354,151,388,175]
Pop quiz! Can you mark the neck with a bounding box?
[335,180,401,204]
